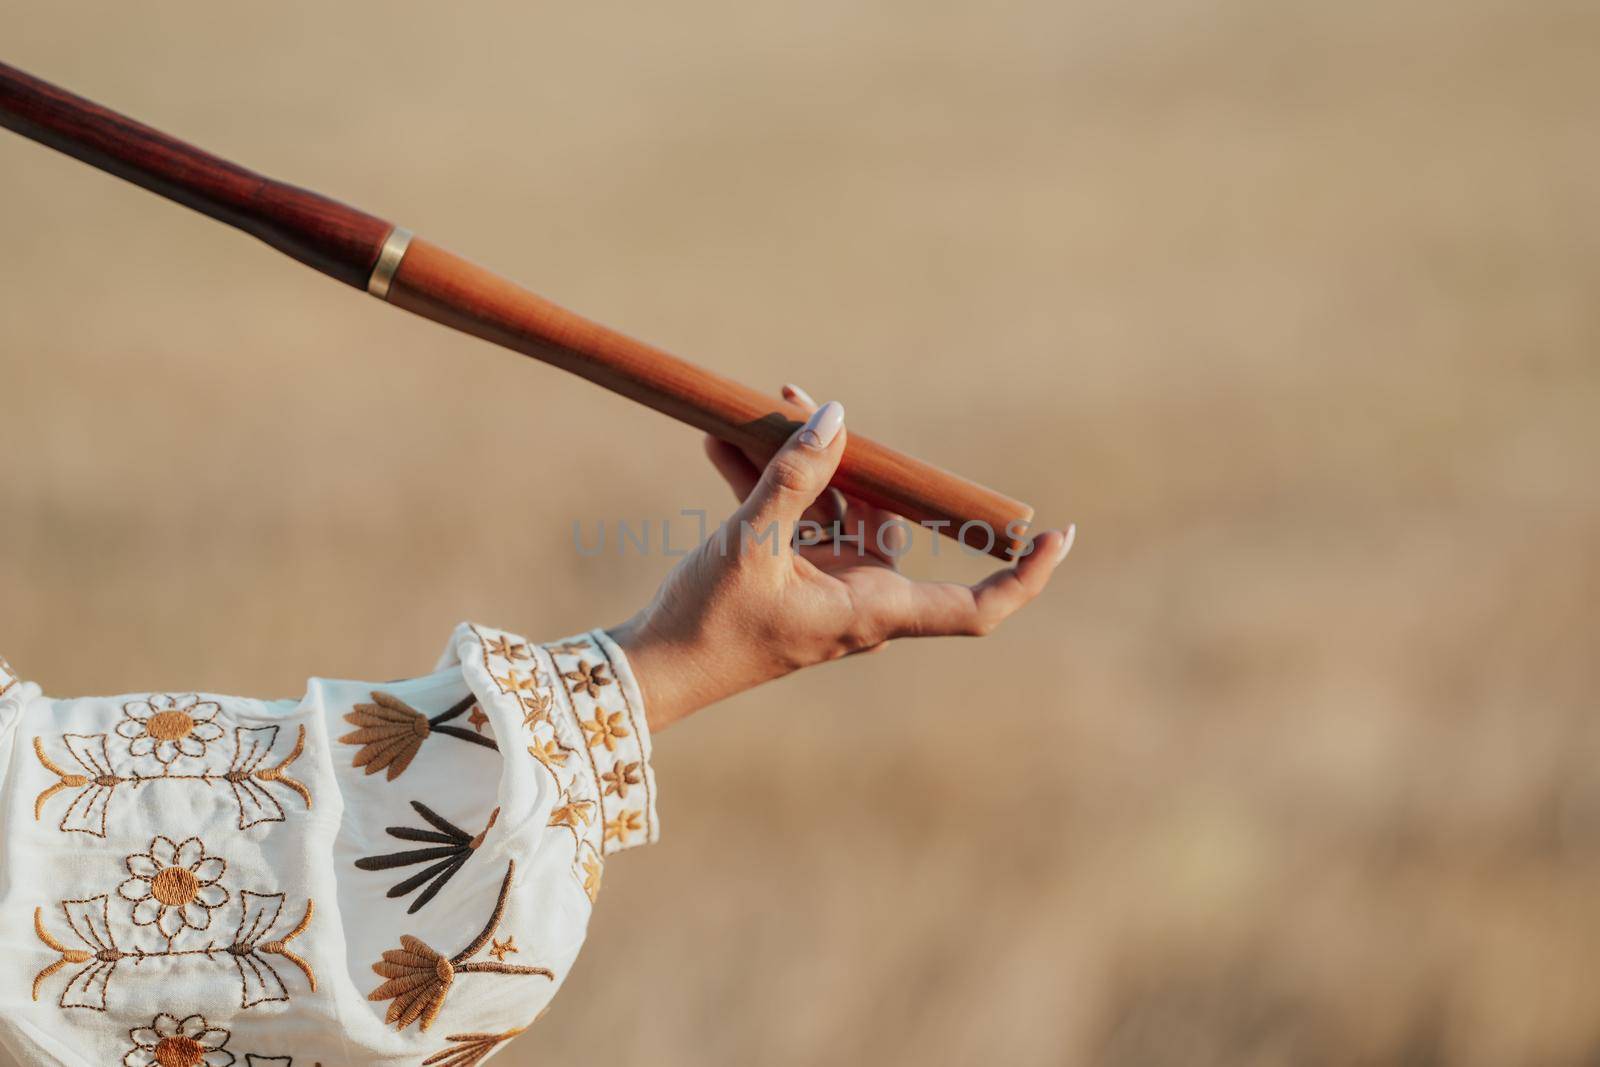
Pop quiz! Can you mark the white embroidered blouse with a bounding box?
[0,624,658,1067]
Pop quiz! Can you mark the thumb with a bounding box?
[734,401,847,543]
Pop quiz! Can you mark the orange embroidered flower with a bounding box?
[604,810,643,845]
[600,760,642,798]
[122,1012,233,1067]
[118,836,230,937]
[519,690,553,728]
[581,709,629,752]
[549,798,594,830]
[548,640,590,656]
[488,936,517,962]
[494,670,542,695]
[117,695,224,765]
[563,661,612,698]
[422,1028,527,1067]
[581,853,603,902]
[527,739,568,771]
[485,635,532,661]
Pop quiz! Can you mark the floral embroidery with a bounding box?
[118,836,230,940]
[33,725,311,837]
[472,626,655,907]
[471,626,606,888]
[519,690,553,729]
[355,802,500,914]
[467,706,490,733]
[340,692,496,781]
[579,846,602,903]
[33,889,315,1011]
[122,1012,234,1067]
[117,695,226,766]
[484,635,532,661]
[421,1028,527,1066]
[581,709,628,752]
[604,811,643,846]
[368,861,552,1032]
[599,760,641,798]
[494,668,545,696]
[548,794,594,830]
[526,738,570,771]
[487,936,517,962]
[562,661,612,698]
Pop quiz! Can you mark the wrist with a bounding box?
[607,615,732,732]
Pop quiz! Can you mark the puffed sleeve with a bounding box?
[331,622,660,1050]
[443,623,660,868]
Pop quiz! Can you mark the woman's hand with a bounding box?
[608,386,1074,731]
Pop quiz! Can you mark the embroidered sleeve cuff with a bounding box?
[542,630,659,855]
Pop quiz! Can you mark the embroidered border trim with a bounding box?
[467,627,601,886]
[546,631,657,855]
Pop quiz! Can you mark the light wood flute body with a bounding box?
[0,60,1034,559]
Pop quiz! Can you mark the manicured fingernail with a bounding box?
[798,401,845,450]
[1056,524,1076,563]
[783,383,818,408]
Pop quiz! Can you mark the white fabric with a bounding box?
[0,624,657,1066]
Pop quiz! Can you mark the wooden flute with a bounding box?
[0,61,1034,560]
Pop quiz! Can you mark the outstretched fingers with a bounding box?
[887,526,1075,638]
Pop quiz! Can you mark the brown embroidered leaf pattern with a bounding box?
[340,692,496,781]
[368,861,552,1032]
[354,802,499,914]
[422,1027,527,1067]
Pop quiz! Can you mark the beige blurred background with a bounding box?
[3,0,1598,1063]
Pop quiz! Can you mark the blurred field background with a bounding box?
[3,0,1598,1063]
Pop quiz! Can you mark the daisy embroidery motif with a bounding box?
[122,1012,235,1067]
[118,836,230,938]
[117,695,224,766]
